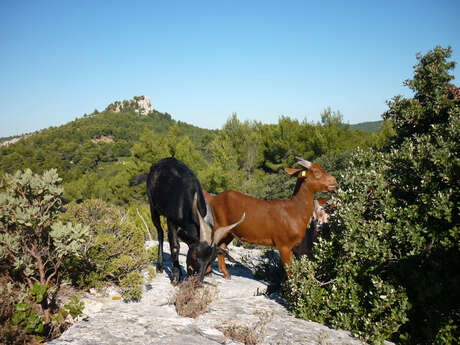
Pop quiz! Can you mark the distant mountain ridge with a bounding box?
[0,96,205,144]
[349,120,383,132]
[1,110,384,145]
[0,96,215,184]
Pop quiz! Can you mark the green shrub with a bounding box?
[284,46,460,344]
[285,150,411,343]
[11,302,44,334]
[147,244,159,263]
[0,168,88,341]
[119,272,143,301]
[147,265,156,280]
[59,199,148,299]
[64,296,85,319]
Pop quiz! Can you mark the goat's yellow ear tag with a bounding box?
[301,171,307,177]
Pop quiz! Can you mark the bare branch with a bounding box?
[119,213,127,227]
[137,208,152,241]
[311,273,336,286]
[22,243,39,260]
[46,260,61,285]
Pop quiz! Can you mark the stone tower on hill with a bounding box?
[105,96,153,115]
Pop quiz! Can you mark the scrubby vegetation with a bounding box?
[0,170,152,342]
[1,45,458,344]
[0,169,87,343]
[58,199,149,299]
[284,46,459,344]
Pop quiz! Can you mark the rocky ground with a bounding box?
[48,243,393,345]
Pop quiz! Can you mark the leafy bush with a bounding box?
[59,199,149,299]
[11,302,44,335]
[285,150,411,343]
[284,46,460,344]
[146,265,156,280]
[0,168,88,341]
[119,272,143,301]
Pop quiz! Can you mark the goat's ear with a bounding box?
[285,168,301,176]
[285,168,308,178]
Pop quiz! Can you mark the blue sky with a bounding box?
[1,0,459,137]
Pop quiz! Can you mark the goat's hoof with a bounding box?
[172,268,181,284]
[223,274,232,280]
[156,264,163,273]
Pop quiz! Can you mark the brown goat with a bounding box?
[205,157,337,279]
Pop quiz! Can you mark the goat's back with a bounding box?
[207,190,306,247]
[147,157,207,227]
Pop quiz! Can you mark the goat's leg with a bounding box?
[218,234,234,279]
[167,220,182,284]
[278,246,294,277]
[151,209,164,273]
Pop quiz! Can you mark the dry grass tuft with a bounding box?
[216,310,274,345]
[217,322,260,345]
[173,275,215,318]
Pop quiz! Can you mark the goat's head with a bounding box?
[285,157,337,193]
[186,193,245,281]
[313,199,329,226]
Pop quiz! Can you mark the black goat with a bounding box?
[131,157,244,283]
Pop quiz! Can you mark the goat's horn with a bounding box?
[193,193,212,245]
[217,247,238,263]
[212,212,246,245]
[295,156,312,169]
[312,199,320,221]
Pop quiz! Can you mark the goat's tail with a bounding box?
[129,173,148,186]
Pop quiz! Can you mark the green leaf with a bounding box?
[30,282,48,303]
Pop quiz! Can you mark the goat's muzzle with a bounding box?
[328,184,337,192]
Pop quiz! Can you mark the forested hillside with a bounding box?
[349,120,383,132]
[0,100,386,205]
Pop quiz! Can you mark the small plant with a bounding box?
[233,238,258,249]
[119,272,143,301]
[147,265,156,280]
[147,244,159,263]
[216,309,274,345]
[173,275,215,318]
[30,283,48,304]
[11,303,44,335]
[49,296,84,337]
[64,296,85,319]
[217,321,259,345]
[59,199,148,292]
